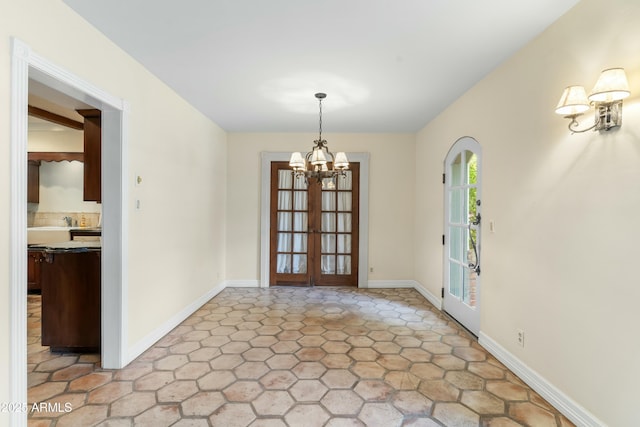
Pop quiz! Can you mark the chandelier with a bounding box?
[289,93,349,185]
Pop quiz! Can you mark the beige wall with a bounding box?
[226,133,415,283]
[415,0,640,425]
[0,1,227,421]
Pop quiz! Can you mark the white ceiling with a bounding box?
[62,0,580,133]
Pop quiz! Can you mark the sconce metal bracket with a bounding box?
[566,100,624,134]
[594,100,622,131]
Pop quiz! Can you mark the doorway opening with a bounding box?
[443,137,482,336]
[10,38,127,426]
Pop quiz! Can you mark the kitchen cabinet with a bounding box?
[40,247,101,352]
[27,249,45,293]
[76,109,101,202]
[26,153,84,204]
[27,160,40,203]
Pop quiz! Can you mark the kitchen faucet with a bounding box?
[62,216,73,227]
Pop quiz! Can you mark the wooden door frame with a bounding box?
[260,152,370,288]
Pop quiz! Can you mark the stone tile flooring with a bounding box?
[27,287,575,426]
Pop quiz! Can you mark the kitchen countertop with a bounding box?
[29,240,101,252]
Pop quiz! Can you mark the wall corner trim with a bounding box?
[478,332,606,427]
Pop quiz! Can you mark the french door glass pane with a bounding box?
[337,192,352,211]
[466,233,476,266]
[293,233,307,252]
[450,189,464,224]
[449,226,463,262]
[451,153,463,186]
[337,234,351,253]
[449,262,462,298]
[277,233,291,252]
[278,212,292,231]
[337,213,351,232]
[322,255,335,274]
[293,212,307,232]
[336,255,351,275]
[278,170,292,189]
[338,171,352,190]
[294,176,307,189]
[466,151,477,184]
[294,191,307,210]
[278,191,292,210]
[322,192,335,210]
[322,234,336,253]
[462,267,473,306]
[277,254,291,274]
[292,254,307,274]
[322,213,336,232]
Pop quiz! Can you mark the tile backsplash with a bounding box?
[29,212,101,228]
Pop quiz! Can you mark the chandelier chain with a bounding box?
[318,97,323,142]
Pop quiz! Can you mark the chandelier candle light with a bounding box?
[289,93,349,186]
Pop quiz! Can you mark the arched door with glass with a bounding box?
[444,137,481,335]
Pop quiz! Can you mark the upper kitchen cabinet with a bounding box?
[76,109,101,202]
[27,160,40,203]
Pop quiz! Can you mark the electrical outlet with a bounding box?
[369,267,374,273]
[517,329,525,347]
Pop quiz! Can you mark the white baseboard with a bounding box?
[367,280,442,310]
[479,332,605,427]
[126,281,227,364]
[225,280,260,288]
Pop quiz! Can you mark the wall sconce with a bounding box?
[555,68,630,133]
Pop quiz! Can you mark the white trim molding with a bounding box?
[9,37,30,427]
[10,37,128,427]
[224,280,260,288]
[479,333,606,427]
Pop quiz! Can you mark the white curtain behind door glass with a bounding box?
[320,170,353,276]
[276,171,308,274]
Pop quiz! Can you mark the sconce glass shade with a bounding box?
[289,152,305,170]
[333,152,349,169]
[310,148,327,166]
[589,68,630,103]
[555,86,590,116]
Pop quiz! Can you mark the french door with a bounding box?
[444,137,481,335]
[270,162,359,286]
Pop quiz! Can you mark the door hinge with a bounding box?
[441,288,445,298]
[442,173,446,184]
[442,234,445,245]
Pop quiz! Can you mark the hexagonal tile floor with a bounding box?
[27,288,575,426]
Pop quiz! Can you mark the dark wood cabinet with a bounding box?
[27,160,40,203]
[41,250,101,352]
[76,109,102,202]
[27,249,45,292]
